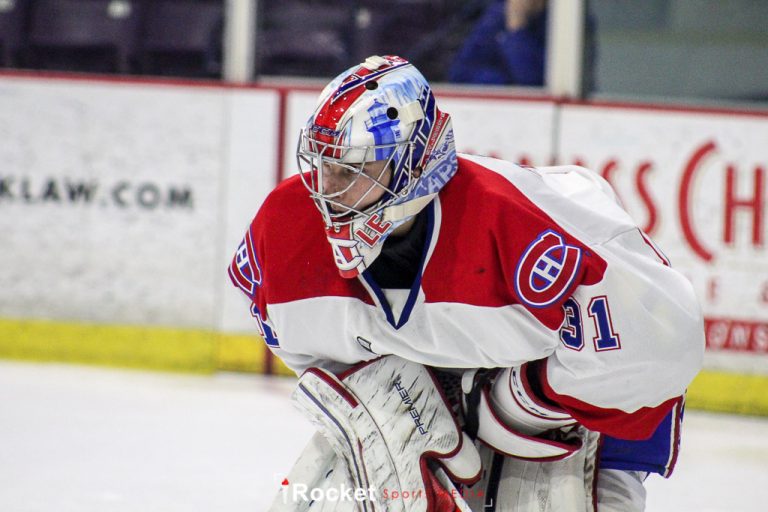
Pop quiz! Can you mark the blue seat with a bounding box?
[351,0,452,79]
[138,0,224,78]
[0,0,30,67]
[26,0,142,73]
[256,0,354,77]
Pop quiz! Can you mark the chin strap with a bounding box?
[381,193,437,224]
[325,193,436,278]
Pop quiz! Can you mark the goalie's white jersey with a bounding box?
[229,154,704,442]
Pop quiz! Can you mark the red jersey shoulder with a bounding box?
[241,174,374,306]
[229,176,307,299]
[432,157,607,329]
[257,174,321,230]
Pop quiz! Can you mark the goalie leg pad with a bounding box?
[269,432,360,512]
[292,356,481,512]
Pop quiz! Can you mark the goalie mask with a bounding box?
[297,55,458,278]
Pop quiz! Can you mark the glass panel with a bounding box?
[588,0,768,104]
[254,0,550,87]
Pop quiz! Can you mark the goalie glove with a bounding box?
[289,356,482,512]
[463,362,580,461]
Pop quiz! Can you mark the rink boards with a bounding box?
[0,72,766,415]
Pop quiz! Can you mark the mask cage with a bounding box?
[297,128,417,228]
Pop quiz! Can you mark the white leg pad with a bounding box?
[270,432,360,511]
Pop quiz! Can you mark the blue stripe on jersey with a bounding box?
[361,271,397,327]
[361,202,435,330]
[599,400,682,477]
[397,203,435,328]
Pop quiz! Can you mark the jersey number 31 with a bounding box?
[560,296,621,351]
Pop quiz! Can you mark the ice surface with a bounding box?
[0,361,766,511]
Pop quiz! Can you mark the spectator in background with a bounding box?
[448,0,547,86]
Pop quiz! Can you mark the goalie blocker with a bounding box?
[462,362,582,460]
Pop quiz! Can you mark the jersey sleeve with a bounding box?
[228,215,281,349]
[227,199,346,376]
[539,227,703,439]
[499,165,705,440]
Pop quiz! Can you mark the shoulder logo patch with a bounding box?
[230,231,262,295]
[514,229,582,308]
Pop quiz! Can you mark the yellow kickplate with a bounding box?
[0,318,221,373]
[2,317,767,416]
[0,317,273,374]
[215,332,267,373]
[686,370,768,416]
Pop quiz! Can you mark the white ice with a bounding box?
[1,361,766,511]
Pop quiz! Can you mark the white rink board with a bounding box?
[2,75,767,378]
[218,89,281,333]
[0,77,277,330]
[439,95,555,165]
[282,90,321,178]
[558,105,768,369]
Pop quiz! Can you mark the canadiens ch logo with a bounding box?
[514,230,582,308]
[229,231,262,295]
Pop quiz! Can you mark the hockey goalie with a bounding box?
[228,55,704,511]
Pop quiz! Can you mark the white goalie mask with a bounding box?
[297,55,458,278]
